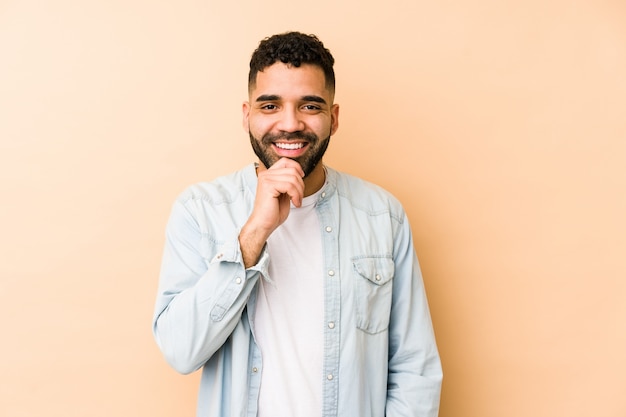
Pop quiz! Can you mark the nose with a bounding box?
[276,106,304,132]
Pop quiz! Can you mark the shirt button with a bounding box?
[321,192,326,198]
[328,322,335,329]
[327,374,334,380]
[375,274,381,281]
[328,270,335,277]
[235,277,242,284]
[325,226,332,233]
[252,367,258,373]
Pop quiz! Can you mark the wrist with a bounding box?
[239,222,270,268]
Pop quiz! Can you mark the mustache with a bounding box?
[261,131,318,144]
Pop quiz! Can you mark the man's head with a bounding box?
[248,31,336,101]
[243,32,339,179]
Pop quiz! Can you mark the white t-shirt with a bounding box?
[255,188,325,417]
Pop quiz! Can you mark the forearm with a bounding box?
[153,259,261,374]
[386,354,443,417]
[386,276,442,417]
[386,301,442,416]
[153,196,267,374]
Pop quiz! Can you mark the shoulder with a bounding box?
[166,164,257,233]
[176,164,256,207]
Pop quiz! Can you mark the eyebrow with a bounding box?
[255,94,280,102]
[255,94,328,105]
[302,95,327,104]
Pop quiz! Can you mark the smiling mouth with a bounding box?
[274,142,306,150]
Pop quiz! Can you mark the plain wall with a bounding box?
[1,1,625,416]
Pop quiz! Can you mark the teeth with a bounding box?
[275,142,304,150]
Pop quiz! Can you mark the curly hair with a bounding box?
[248,31,335,96]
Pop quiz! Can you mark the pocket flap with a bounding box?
[353,257,394,286]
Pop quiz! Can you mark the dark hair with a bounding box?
[248,31,335,95]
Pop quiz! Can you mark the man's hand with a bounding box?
[239,158,305,268]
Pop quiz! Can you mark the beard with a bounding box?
[249,130,331,178]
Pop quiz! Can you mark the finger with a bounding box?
[256,175,304,209]
[270,176,305,206]
[270,157,305,178]
[259,164,305,192]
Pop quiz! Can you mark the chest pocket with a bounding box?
[353,256,395,334]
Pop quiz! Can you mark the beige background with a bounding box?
[1,1,625,416]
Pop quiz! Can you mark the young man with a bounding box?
[153,31,442,417]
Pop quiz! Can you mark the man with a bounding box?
[153,31,442,417]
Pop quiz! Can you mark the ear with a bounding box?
[242,101,250,133]
[330,103,340,136]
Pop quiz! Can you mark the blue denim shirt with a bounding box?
[153,163,442,417]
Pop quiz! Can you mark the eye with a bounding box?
[261,104,278,111]
[302,104,321,111]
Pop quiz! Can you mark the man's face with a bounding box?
[243,62,339,177]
